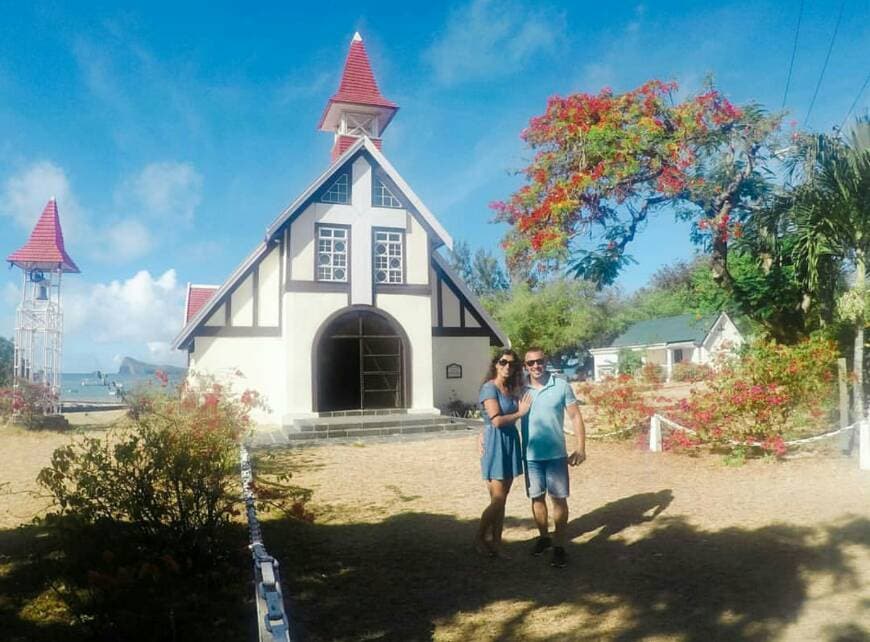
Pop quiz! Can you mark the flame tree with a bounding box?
[492,80,781,298]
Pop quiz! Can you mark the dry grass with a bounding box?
[259,433,870,641]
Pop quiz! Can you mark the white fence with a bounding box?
[648,413,870,470]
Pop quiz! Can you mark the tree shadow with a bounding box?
[260,493,870,641]
[0,519,254,642]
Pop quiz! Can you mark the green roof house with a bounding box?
[589,312,743,381]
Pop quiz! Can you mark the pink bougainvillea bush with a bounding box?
[577,374,658,437]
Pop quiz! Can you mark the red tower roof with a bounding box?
[6,199,80,273]
[318,33,398,132]
[185,284,219,324]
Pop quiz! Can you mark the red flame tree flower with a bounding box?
[492,80,781,288]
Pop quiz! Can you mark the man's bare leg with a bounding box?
[551,497,569,548]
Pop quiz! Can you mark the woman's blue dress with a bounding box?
[479,381,524,480]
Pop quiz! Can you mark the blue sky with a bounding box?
[1,0,867,372]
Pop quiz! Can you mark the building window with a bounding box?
[373,176,402,208]
[673,349,684,362]
[322,173,349,204]
[317,226,348,282]
[374,230,403,284]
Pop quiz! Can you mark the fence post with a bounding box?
[649,415,662,452]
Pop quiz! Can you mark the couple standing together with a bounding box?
[476,347,586,568]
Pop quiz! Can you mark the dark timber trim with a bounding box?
[286,279,350,293]
[196,327,281,338]
[252,265,259,327]
[375,284,430,296]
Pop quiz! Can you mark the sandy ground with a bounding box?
[0,411,126,528]
[259,433,870,642]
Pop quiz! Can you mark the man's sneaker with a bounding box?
[550,546,568,568]
[530,536,552,556]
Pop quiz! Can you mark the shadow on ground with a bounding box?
[262,491,870,641]
[0,519,254,642]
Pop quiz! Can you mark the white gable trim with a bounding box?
[701,311,740,349]
[432,252,509,348]
[264,137,452,250]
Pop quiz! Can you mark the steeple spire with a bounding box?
[318,32,398,161]
[7,198,80,273]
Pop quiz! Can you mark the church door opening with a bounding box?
[315,310,406,412]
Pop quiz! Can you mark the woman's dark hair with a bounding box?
[483,348,524,394]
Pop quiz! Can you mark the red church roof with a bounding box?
[6,199,80,273]
[318,33,397,130]
[185,284,219,324]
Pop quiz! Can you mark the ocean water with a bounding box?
[60,372,186,402]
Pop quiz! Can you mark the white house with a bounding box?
[172,33,508,426]
[589,312,743,381]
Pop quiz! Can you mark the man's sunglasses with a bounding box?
[525,358,546,367]
[497,359,517,367]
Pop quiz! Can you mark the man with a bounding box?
[521,347,586,568]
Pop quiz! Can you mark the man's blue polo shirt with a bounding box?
[521,374,577,462]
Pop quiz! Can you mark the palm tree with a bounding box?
[789,118,870,419]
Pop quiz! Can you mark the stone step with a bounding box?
[291,412,451,432]
[285,421,472,441]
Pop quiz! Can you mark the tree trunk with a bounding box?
[854,250,866,420]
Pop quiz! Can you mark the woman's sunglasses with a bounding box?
[497,358,517,367]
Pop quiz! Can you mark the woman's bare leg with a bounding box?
[477,479,512,556]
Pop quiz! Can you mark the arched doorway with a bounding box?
[314,308,409,412]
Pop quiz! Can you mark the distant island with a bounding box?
[117,357,187,376]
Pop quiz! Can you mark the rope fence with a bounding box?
[240,444,294,642]
[648,413,870,470]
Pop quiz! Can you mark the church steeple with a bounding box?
[318,32,398,161]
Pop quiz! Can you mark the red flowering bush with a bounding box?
[671,362,713,383]
[0,381,58,427]
[38,375,265,552]
[578,375,657,437]
[665,336,837,456]
[640,361,665,384]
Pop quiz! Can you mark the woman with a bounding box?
[476,349,532,558]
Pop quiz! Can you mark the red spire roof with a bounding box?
[330,33,396,109]
[318,33,398,132]
[6,199,80,273]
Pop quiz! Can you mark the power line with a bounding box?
[838,70,870,133]
[804,0,847,127]
[781,0,805,109]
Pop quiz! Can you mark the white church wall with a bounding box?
[432,336,491,409]
[258,245,280,326]
[404,213,428,285]
[282,291,349,418]
[190,335,286,423]
[376,292,435,411]
[231,273,254,327]
[440,280,461,327]
[204,303,225,327]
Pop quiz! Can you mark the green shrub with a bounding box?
[617,348,643,375]
[38,375,263,555]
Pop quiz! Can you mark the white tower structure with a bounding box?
[6,198,80,414]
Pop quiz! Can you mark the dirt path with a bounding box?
[259,434,870,641]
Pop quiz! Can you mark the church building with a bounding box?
[172,33,508,426]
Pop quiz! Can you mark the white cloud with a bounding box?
[0,161,87,240]
[425,0,565,86]
[93,218,154,263]
[64,269,185,350]
[125,161,203,224]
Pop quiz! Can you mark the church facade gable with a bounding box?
[172,33,508,425]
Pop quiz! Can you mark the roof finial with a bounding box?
[352,31,362,42]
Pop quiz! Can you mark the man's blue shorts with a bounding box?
[524,457,570,499]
